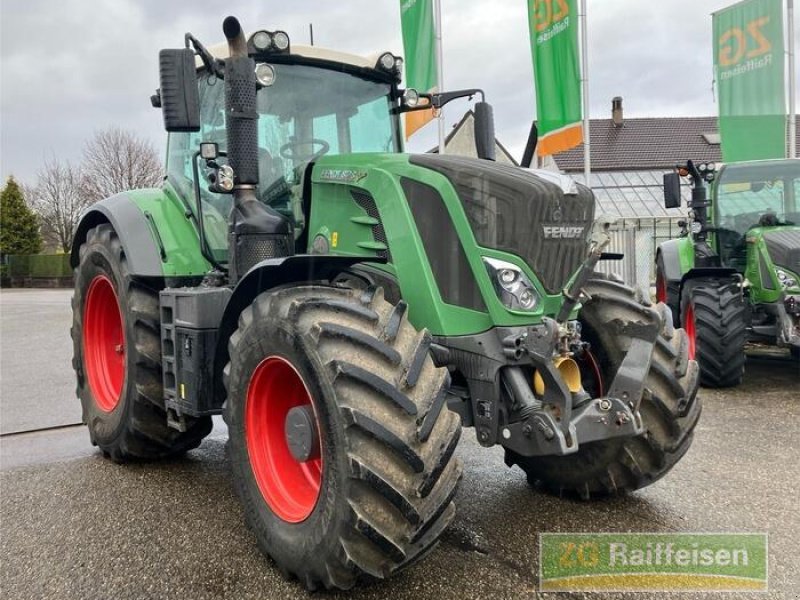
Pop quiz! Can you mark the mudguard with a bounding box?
[210,254,383,407]
[70,193,166,276]
[70,187,210,278]
[658,238,693,283]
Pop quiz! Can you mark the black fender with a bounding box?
[70,193,165,277]
[211,254,385,408]
[656,242,685,322]
[656,241,684,283]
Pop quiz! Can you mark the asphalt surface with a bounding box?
[1,288,799,599]
[0,289,81,434]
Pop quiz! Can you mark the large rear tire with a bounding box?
[224,285,462,590]
[681,278,747,388]
[506,277,701,499]
[71,224,212,460]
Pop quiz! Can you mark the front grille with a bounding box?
[763,230,800,274]
[351,190,392,261]
[410,155,594,294]
[401,177,487,313]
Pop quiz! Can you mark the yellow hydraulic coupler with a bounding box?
[533,356,583,395]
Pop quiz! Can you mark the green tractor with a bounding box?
[71,16,700,590]
[656,159,800,387]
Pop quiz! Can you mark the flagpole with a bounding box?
[580,0,590,184]
[434,0,445,154]
[788,0,796,158]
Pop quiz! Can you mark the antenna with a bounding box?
[309,23,314,46]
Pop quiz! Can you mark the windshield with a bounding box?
[716,161,800,235]
[166,63,399,260]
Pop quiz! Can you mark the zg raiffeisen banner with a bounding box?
[400,0,437,138]
[528,0,583,156]
[714,0,786,162]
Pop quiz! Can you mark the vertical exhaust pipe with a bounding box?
[222,16,293,282]
[223,16,259,189]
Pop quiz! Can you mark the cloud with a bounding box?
[1,0,794,183]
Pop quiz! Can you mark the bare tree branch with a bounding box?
[83,127,164,201]
[26,160,93,253]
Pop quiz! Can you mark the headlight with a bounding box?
[377,52,396,71]
[272,31,290,51]
[254,63,276,87]
[483,257,540,311]
[777,268,799,290]
[252,30,273,51]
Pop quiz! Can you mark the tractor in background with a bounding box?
[657,158,800,387]
[70,16,700,590]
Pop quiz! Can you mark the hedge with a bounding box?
[6,254,72,278]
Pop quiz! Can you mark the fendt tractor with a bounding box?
[71,17,700,590]
[657,159,800,387]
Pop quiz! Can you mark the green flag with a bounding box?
[528,0,583,155]
[400,0,437,137]
[713,0,786,161]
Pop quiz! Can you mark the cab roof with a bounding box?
[201,41,383,71]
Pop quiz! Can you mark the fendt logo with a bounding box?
[542,225,585,239]
[718,16,771,67]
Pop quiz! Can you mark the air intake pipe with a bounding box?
[222,16,293,283]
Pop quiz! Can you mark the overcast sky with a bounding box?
[1,0,796,184]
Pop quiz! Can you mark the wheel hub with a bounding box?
[285,405,320,462]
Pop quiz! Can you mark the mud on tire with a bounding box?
[224,285,462,591]
[506,276,701,499]
[71,224,212,460]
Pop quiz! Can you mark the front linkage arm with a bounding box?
[500,314,649,458]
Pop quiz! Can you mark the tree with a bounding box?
[83,127,164,201]
[0,176,42,256]
[27,160,92,253]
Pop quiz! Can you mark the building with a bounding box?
[552,98,723,219]
[427,110,518,165]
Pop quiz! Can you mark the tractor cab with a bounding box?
[711,159,800,273]
[164,40,405,265]
[159,32,494,274]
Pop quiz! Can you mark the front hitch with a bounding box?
[499,308,657,457]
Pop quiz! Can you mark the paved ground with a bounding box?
[1,288,798,599]
[0,289,81,434]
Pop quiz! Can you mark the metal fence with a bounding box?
[594,217,685,294]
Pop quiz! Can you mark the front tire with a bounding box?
[506,277,701,499]
[71,224,212,460]
[224,285,462,590]
[681,278,747,388]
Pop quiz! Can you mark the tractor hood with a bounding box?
[409,154,594,294]
[759,227,800,273]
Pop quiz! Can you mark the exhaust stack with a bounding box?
[222,16,293,282]
[223,16,259,189]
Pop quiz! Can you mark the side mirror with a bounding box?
[663,172,682,209]
[474,101,496,161]
[158,48,200,132]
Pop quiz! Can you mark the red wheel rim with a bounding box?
[683,304,697,361]
[82,275,125,412]
[245,356,323,523]
[656,272,667,304]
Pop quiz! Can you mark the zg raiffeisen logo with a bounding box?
[539,533,768,591]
